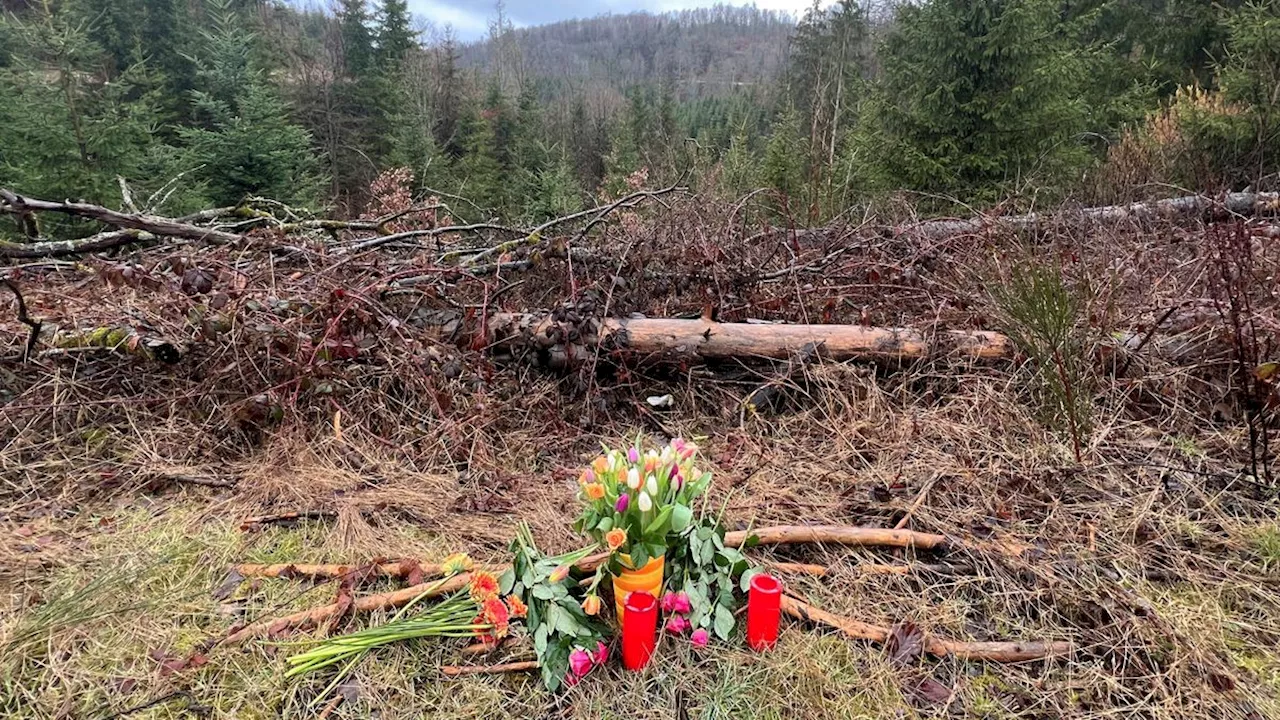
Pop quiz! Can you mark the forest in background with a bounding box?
[1,0,1278,227]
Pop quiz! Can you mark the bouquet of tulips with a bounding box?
[572,437,712,569]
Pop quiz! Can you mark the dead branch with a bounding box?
[1,278,42,360]
[233,561,505,581]
[238,511,338,531]
[765,562,829,576]
[780,596,1072,662]
[0,229,153,258]
[440,660,539,677]
[222,573,472,645]
[0,189,242,248]
[723,525,949,551]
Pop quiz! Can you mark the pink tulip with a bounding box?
[593,640,609,666]
[569,647,593,677]
[665,615,691,634]
[582,469,595,484]
[691,628,709,648]
[672,592,692,614]
[615,494,629,513]
[627,446,640,463]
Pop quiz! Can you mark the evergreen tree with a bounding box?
[179,0,323,207]
[376,0,416,67]
[763,106,805,208]
[853,0,1091,204]
[338,0,375,78]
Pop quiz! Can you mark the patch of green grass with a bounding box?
[1250,525,1280,573]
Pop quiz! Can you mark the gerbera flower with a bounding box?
[441,552,473,575]
[505,594,527,618]
[468,570,500,602]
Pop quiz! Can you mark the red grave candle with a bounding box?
[746,573,782,651]
[621,590,658,670]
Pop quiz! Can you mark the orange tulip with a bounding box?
[585,482,606,500]
[582,594,602,615]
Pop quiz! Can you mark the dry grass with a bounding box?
[3,196,1280,718]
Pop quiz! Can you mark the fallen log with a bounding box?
[478,314,1012,366]
[780,596,1072,662]
[724,525,949,551]
[233,561,506,581]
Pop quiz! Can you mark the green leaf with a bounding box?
[498,569,515,595]
[596,516,613,532]
[532,584,557,600]
[742,533,761,548]
[631,542,649,569]
[740,566,763,593]
[645,506,673,535]
[714,604,735,641]
[670,504,693,532]
[534,624,549,654]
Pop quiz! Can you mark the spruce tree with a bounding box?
[853,0,1091,204]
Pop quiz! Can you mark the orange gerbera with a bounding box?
[505,593,528,618]
[584,483,606,500]
[482,596,510,638]
[468,570,500,602]
[606,528,627,550]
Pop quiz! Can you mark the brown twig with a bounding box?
[1,278,42,360]
[780,596,1073,662]
[239,511,338,531]
[440,660,539,677]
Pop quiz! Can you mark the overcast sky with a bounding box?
[408,1,818,40]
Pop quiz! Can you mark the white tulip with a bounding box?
[627,468,641,489]
[645,474,658,496]
[638,491,653,512]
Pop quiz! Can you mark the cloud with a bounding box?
[408,0,491,37]
[406,1,822,40]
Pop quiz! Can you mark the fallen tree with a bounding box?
[474,314,1013,366]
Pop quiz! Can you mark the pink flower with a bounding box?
[627,446,640,463]
[661,591,678,613]
[593,640,609,666]
[582,469,595,485]
[671,592,692,614]
[615,494,629,513]
[569,647,593,677]
[691,628,709,648]
[665,615,691,634]
[563,671,580,688]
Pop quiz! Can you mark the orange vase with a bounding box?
[612,553,664,627]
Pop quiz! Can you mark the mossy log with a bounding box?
[52,326,181,363]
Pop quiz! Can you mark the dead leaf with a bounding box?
[402,559,425,587]
[1255,362,1279,381]
[150,649,209,677]
[908,676,953,706]
[886,621,924,666]
[337,677,360,704]
[212,568,244,601]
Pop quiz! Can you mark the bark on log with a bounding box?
[480,314,1012,366]
[780,595,1073,662]
[724,525,949,551]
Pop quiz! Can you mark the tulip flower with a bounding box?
[626,468,641,489]
[585,483,606,500]
[580,469,595,485]
[582,594,601,616]
[592,456,609,475]
[593,640,609,665]
[691,628,710,648]
[549,565,570,583]
[678,444,697,460]
[627,446,640,463]
[661,445,675,464]
[568,647,593,677]
[665,615,691,634]
[614,494,629,513]
[672,469,684,491]
[638,491,653,512]
[645,474,658,496]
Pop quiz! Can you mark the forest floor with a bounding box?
[3,195,1280,719]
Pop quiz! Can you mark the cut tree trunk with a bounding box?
[475,314,1012,367]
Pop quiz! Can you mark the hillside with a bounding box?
[457,5,795,98]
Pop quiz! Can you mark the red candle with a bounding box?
[621,590,658,670]
[746,573,782,651]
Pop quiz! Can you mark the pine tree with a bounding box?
[376,0,416,68]
[853,0,1091,204]
[763,106,805,208]
[338,0,375,78]
[179,0,323,207]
